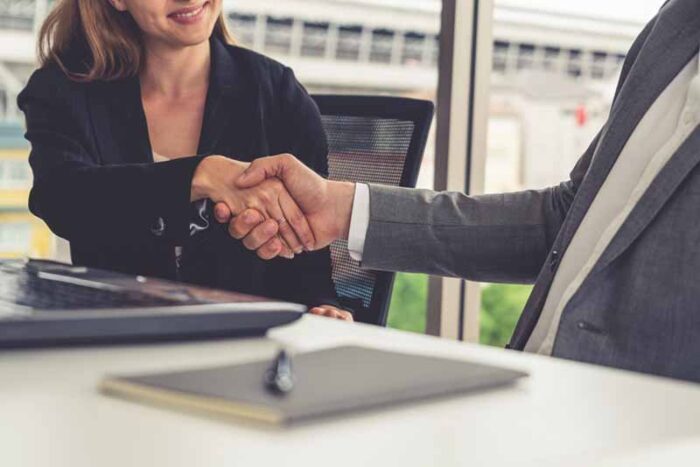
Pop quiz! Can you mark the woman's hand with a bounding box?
[191,156,315,258]
[309,305,354,322]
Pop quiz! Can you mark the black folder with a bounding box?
[100,346,527,425]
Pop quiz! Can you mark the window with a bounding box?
[336,26,363,61]
[301,22,330,58]
[402,32,427,66]
[264,17,294,55]
[0,160,31,189]
[369,29,395,64]
[0,222,31,254]
[229,13,257,47]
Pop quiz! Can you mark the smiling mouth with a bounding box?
[168,1,209,22]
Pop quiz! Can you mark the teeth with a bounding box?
[173,6,203,18]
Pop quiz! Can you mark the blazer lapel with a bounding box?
[198,38,250,156]
[553,2,700,259]
[591,126,700,275]
[88,76,152,165]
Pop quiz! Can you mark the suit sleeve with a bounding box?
[18,67,206,245]
[360,13,660,284]
[264,67,340,308]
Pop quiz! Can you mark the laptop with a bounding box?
[0,259,305,348]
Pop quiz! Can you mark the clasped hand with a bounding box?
[191,155,316,259]
[195,154,356,322]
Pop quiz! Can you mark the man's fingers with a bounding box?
[275,235,296,260]
[241,220,280,251]
[214,202,233,223]
[236,154,295,188]
[279,190,315,252]
[266,199,304,255]
[228,209,265,240]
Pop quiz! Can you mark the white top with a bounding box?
[526,55,700,354]
[348,56,700,354]
[3,315,700,467]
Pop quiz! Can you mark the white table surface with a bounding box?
[2,315,700,467]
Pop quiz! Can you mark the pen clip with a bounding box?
[264,349,294,396]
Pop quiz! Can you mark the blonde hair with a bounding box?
[38,0,235,81]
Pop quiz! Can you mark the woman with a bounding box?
[19,0,352,321]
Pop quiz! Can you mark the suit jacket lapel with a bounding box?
[591,126,700,275]
[554,2,700,259]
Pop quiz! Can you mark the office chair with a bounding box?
[312,95,434,326]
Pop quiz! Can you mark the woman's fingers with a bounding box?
[227,209,264,239]
[234,220,289,259]
[228,210,265,240]
[257,237,283,260]
[241,219,279,250]
[309,306,354,322]
[213,202,233,223]
[279,189,315,252]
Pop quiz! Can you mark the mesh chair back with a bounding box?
[312,95,434,325]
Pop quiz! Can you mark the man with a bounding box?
[217,0,700,382]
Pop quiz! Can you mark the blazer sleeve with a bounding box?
[360,12,660,284]
[18,67,205,245]
[263,67,339,308]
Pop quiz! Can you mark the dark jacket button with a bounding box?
[549,250,560,272]
[577,321,605,335]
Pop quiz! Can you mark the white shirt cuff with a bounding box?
[347,183,370,261]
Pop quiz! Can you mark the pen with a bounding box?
[264,349,294,395]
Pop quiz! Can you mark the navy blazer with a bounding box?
[17,38,338,307]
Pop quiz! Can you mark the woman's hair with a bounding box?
[38,0,235,82]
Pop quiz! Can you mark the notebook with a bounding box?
[99,346,527,425]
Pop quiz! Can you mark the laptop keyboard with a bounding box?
[0,269,179,314]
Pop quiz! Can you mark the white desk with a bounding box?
[2,315,700,467]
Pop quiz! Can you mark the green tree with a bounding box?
[479,284,532,347]
[387,273,428,333]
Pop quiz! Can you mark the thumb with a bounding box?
[236,155,291,188]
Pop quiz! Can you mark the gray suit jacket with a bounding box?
[361,0,700,382]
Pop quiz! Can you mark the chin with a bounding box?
[168,27,215,48]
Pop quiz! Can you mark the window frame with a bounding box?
[428,0,493,342]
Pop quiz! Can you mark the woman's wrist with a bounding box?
[190,156,216,201]
[190,155,248,202]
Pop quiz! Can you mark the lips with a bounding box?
[168,1,209,24]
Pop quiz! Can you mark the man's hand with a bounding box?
[214,154,356,259]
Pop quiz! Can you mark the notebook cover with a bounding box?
[100,346,527,425]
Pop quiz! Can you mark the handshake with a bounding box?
[191,154,357,260]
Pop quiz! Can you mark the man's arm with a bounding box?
[225,11,659,278]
